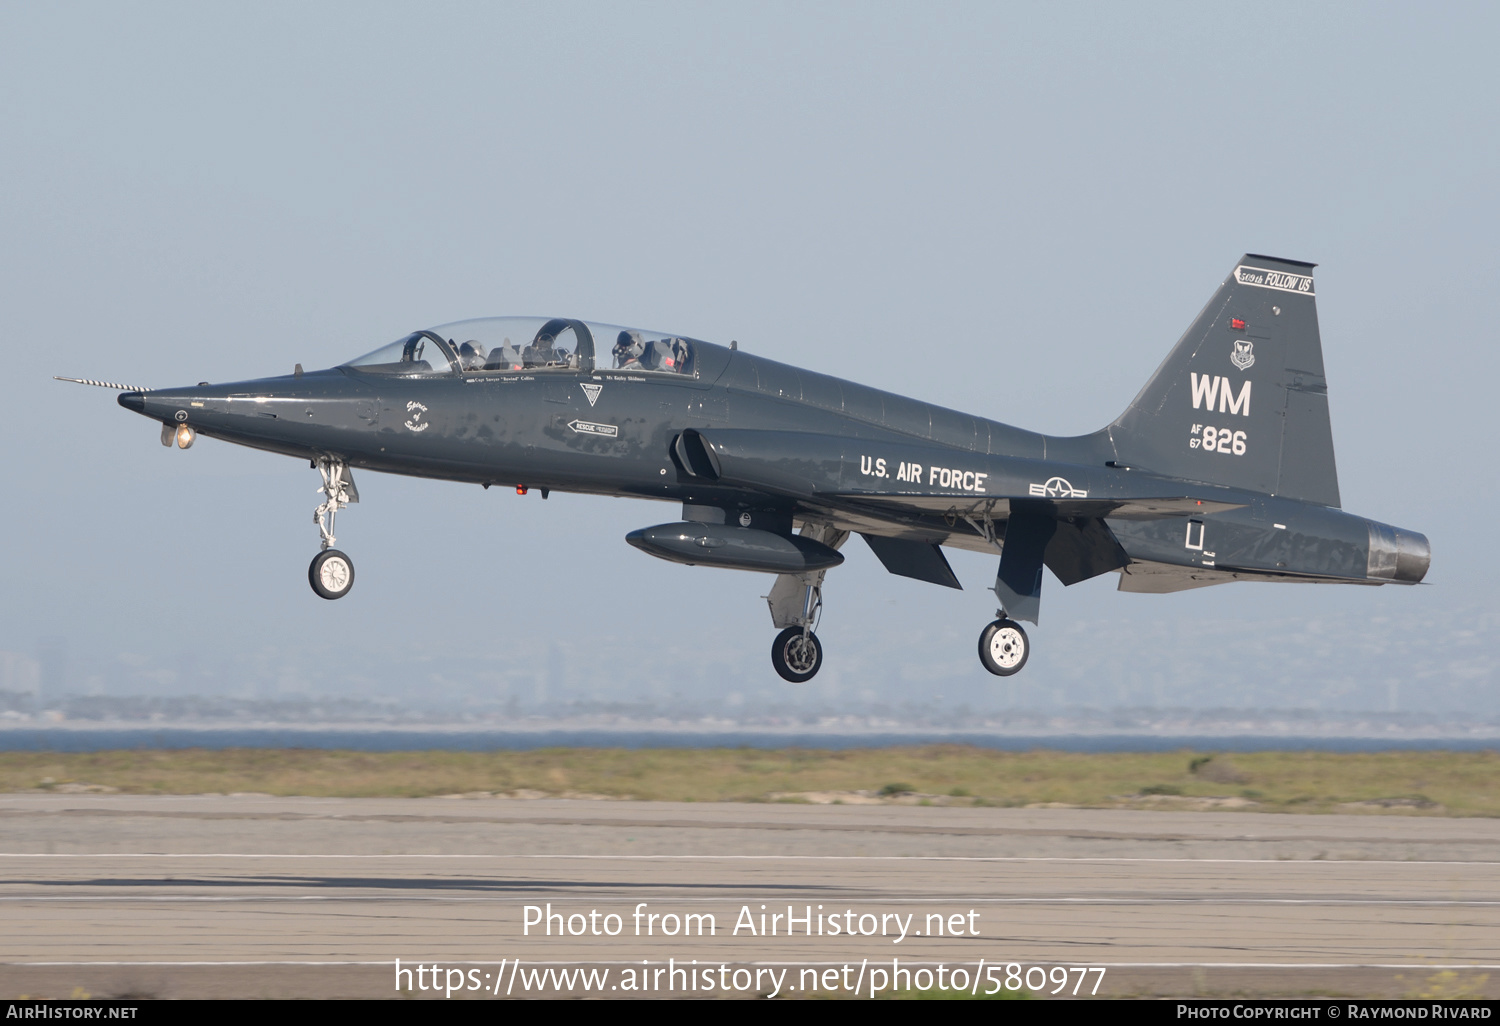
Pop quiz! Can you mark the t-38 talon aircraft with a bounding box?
[62,254,1428,682]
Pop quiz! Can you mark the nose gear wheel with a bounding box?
[309,549,355,600]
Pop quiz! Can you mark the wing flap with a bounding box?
[695,429,1246,521]
[827,493,1243,519]
[860,534,962,589]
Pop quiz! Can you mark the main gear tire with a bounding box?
[771,627,823,683]
[309,549,355,600]
[978,618,1028,676]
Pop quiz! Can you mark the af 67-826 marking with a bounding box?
[1190,424,1248,455]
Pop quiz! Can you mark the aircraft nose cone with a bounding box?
[117,391,145,413]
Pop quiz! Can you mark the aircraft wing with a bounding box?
[684,428,1243,528]
[817,493,1242,519]
[680,428,1249,588]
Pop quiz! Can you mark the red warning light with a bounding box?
[1230,317,1247,330]
[516,486,529,495]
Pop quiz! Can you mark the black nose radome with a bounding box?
[117,392,145,413]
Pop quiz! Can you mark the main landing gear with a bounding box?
[978,614,1029,676]
[309,457,358,600]
[767,569,826,683]
[969,509,1041,677]
[771,626,823,684]
[764,524,847,683]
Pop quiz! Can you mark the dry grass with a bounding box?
[0,746,1496,815]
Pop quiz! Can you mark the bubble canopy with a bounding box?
[342,317,700,377]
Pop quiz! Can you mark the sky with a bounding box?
[1,2,1496,719]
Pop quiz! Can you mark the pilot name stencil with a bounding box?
[568,419,618,438]
[859,455,988,493]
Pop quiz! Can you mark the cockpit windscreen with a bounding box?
[342,317,700,378]
[343,332,459,376]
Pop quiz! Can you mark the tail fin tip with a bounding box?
[1107,254,1340,508]
[1244,253,1317,269]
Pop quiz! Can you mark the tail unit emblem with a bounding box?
[1234,264,1315,294]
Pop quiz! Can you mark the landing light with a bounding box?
[175,424,196,450]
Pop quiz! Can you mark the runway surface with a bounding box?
[2,794,1497,999]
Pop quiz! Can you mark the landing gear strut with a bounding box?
[768,577,825,683]
[978,613,1029,676]
[309,457,358,600]
[764,523,848,683]
[967,511,1040,677]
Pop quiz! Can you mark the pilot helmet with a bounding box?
[454,341,482,371]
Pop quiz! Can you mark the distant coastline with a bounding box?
[2,726,1498,753]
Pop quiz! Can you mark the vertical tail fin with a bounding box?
[1105,254,1340,507]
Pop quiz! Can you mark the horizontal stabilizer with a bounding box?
[1117,559,1388,593]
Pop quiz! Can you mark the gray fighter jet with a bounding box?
[62,254,1429,681]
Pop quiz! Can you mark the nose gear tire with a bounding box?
[978,618,1028,676]
[309,549,355,600]
[771,627,823,683]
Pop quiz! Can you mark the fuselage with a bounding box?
[118,328,1429,591]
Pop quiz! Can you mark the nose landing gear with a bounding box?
[309,548,355,599]
[309,457,358,600]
